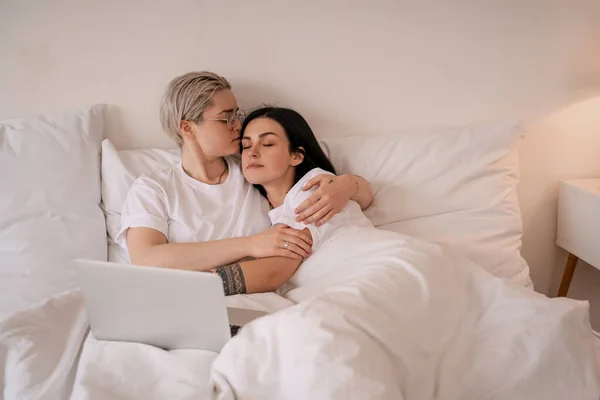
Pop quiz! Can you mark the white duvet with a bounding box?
[2,228,599,399]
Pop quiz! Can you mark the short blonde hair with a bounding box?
[160,71,231,146]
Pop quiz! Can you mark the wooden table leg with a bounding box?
[557,253,579,297]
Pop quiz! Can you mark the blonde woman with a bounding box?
[116,71,372,295]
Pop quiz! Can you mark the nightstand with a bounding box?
[556,178,600,297]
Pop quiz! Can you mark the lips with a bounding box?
[246,164,263,169]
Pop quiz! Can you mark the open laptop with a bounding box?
[75,259,268,352]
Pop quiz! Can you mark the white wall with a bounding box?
[520,95,600,328]
[2,0,600,320]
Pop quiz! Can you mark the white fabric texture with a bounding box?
[319,120,532,288]
[102,120,530,287]
[0,289,88,400]
[0,289,292,400]
[1,233,598,400]
[101,139,180,263]
[268,168,373,251]
[0,106,107,320]
[212,229,598,399]
[102,139,271,262]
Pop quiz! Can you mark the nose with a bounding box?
[232,117,242,132]
[247,145,260,159]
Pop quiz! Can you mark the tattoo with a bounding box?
[214,262,247,296]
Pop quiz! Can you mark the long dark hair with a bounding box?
[240,107,336,198]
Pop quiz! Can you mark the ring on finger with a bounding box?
[282,241,289,249]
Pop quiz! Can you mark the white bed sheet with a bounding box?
[1,292,599,399]
[0,289,292,400]
[3,302,600,400]
[210,228,598,399]
[1,230,598,399]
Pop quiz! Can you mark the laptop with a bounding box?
[75,259,268,352]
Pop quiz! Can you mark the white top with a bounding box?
[116,157,272,253]
[269,168,373,251]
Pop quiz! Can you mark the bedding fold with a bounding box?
[1,231,598,399]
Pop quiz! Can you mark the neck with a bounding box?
[180,144,227,184]
[263,168,296,208]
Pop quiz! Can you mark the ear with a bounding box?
[179,120,196,140]
[291,147,305,167]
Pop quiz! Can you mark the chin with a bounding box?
[243,174,266,185]
[243,169,270,185]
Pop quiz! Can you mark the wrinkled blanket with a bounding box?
[2,229,599,399]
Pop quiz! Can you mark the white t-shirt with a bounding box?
[268,168,373,251]
[116,156,271,254]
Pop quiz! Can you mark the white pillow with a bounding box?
[320,120,532,288]
[101,120,531,288]
[101,139,180,263]
[0,105,107,319]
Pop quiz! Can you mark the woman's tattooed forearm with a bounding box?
[214,262,247,295]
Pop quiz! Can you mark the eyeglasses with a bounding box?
[204,110,246,130]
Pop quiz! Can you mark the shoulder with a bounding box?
[131,171,168,193]
[291,168,334,194]
[284,168,333,207]
[297,168,334,188]
[126,165,177,203]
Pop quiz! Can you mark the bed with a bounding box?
[1,106,599,399]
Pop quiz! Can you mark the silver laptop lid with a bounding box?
[75,259,231,352]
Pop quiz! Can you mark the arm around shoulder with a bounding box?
[346,174,373,210]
